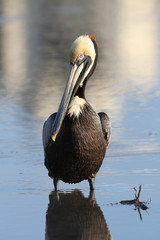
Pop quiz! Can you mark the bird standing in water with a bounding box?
[43,34,111,191]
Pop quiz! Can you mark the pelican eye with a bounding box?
[77,53,85,61]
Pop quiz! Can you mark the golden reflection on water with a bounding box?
[116,0,158,92]
[1,0,28,91]
[0,0,159,126]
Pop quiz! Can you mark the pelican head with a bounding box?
[51,34,98,141]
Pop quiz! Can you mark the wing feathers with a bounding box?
[98,112,111,145]
[42,113,56,152]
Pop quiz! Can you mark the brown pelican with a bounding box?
[43,34,111,191]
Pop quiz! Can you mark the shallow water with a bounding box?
[0,0,160,239]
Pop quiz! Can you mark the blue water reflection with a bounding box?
[0,0,160,239]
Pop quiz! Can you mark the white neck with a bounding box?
[67,96,86,118]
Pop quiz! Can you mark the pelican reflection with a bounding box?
[45,190,112,240]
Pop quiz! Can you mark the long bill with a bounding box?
[51,60,89,141]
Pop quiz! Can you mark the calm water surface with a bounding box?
[0,0,160,239]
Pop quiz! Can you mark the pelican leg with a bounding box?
[88,178,95,191]
[53,177,59,192]
[88,189,95,201]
